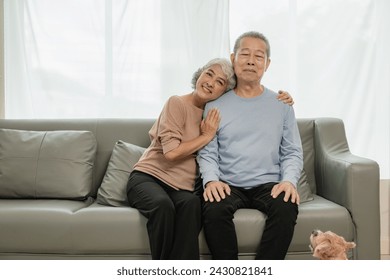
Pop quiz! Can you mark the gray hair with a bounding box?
[191,58,236,91]
[233,31,271,58]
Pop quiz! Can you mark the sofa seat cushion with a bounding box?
[71,203,267,256]
[72,200,352,258]
[0,199,93,254]
[71,202,150,255]
[0,129,97,199]
[0,196,355,258]
[289,195,355,252]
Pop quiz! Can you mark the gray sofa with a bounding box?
[0,118,380,260]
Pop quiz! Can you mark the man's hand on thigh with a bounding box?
[203,181,231,202]
[271,181,300,205]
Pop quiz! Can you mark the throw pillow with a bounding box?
[0,128,97,199]
[97,140,146,207]
[297,168,314,203]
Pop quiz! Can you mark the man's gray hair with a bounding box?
[233,31,271,58]
[191,58,236,91]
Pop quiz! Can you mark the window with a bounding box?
[4,0,389,178]
[4,0,229,118]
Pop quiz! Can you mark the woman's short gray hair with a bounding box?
[191,58,236,91]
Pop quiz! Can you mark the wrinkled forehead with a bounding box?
[206,64,227,79]
[237,37,268,53]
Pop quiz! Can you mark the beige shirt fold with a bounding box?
[134,95,203,191]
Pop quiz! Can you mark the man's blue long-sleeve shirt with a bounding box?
[197,88,303,188]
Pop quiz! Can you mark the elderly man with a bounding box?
[198,31,303,260]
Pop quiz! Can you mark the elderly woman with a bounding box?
[126,58,292,260]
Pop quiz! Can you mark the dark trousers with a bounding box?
[202,182,298,260]
[126,170,202,260]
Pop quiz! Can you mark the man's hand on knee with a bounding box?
[271,181,300,205]
[203,181,231,202]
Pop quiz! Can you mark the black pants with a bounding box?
[202,182,298,260]
[126,170,202,260]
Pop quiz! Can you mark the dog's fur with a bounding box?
[309,230,356,260]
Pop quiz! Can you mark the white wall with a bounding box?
[0,0,4,119]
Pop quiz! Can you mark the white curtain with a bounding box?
[230,0,390,179]
[4,0,230,118]
[4,0,389,178]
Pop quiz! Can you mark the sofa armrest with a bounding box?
[314,118,380,259]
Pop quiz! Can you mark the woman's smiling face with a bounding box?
[195,64,228,103]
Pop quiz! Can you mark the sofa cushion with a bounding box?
[0,198,94,254]
[0,128,96,199]
[97,140,146,207]
[290,195,355,252]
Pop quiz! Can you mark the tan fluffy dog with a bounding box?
[310,230,356,260]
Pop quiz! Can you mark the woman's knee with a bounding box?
[128,184,175,216]
[154,195,176,214]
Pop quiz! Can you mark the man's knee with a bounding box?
[271,198,298,223]
[203,201,234,221]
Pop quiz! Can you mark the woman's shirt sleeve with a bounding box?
[157,96,186,155]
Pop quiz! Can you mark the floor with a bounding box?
[380,180,389,261]
[381,254,390,260]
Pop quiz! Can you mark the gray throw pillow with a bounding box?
[297,169,314,203]
[0,128,97,199]
[97,140,146,207]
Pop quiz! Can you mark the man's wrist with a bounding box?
[202,174,219,187]
[281,180,296,188]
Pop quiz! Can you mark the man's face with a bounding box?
[231,37,270,84]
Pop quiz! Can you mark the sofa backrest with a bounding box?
[0,119,153,198]
[297,119,317,194]
[0,118,317,197]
